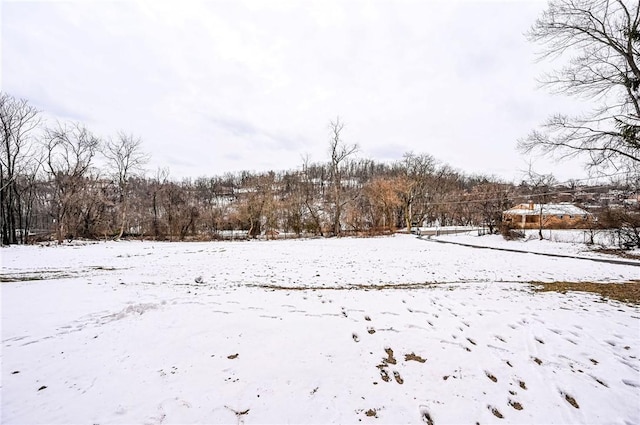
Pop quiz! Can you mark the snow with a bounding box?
[504,203,591,217]
[2,235,639,424]
[434,230,640,262]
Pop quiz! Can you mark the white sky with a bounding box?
[3,0,592,183]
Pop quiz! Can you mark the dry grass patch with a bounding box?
[531,280,640,305]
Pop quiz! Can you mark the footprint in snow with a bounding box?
[488,405,503,419]
[590,375,608,387]
[508,399,524,410]
[560,391,580,409]
[419,406,434,425]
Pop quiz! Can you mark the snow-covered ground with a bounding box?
[433,229,640,262]
[1,235,639,424]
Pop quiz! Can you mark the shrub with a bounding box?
[500,223,524,240]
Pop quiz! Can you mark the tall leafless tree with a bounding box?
[300,155,326,236]
[102,132,149,239]
[43,122,100,243]
[327,117,358,236]
[397,152,437,231]
[0,93,41,244]
[524,168,558,240]
[150,167,169,239]
[519,0,640,173]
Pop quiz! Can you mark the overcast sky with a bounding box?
[3,0,592,183]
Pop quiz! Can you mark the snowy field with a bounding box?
[433,229,640,261]
[1,234,639,424]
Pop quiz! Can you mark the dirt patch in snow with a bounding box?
[532,280,640,305]
[0,270,75,282]
[383,348,397,365]
[405,352,426,363]
[248,282,445,291]
[365,408,377,417]
[0,266,123,283]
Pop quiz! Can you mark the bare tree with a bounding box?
[524,168,558,240]
[237,172,276,238]
[14,161,42,243]
[300,155,326,236]
[327,117,358,236]
[599,204,640,248]
[172,181,199,241]
[102,132,149,239]
[519,0,640,173]
[396,152,437,231]
[0,93,41,244]
[43,122,100,243]
[468,179,514,234]
[362,176,402,233]
[150,167,170,240]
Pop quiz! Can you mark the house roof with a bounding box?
[503,203,591,216]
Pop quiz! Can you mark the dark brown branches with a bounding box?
[520,0,640,173]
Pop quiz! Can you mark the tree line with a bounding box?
[3,0,639,245]
[0,96,523,244]
[2,93,638,246]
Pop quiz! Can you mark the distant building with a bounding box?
[624,195,640,206]
[502,202,593,229]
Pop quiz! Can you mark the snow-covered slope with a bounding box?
[2,235,638,424]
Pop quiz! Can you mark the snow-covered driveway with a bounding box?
[2,235,639,424]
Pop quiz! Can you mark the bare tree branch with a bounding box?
[521,0,640,174]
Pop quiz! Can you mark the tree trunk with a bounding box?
[117,205,127,240]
